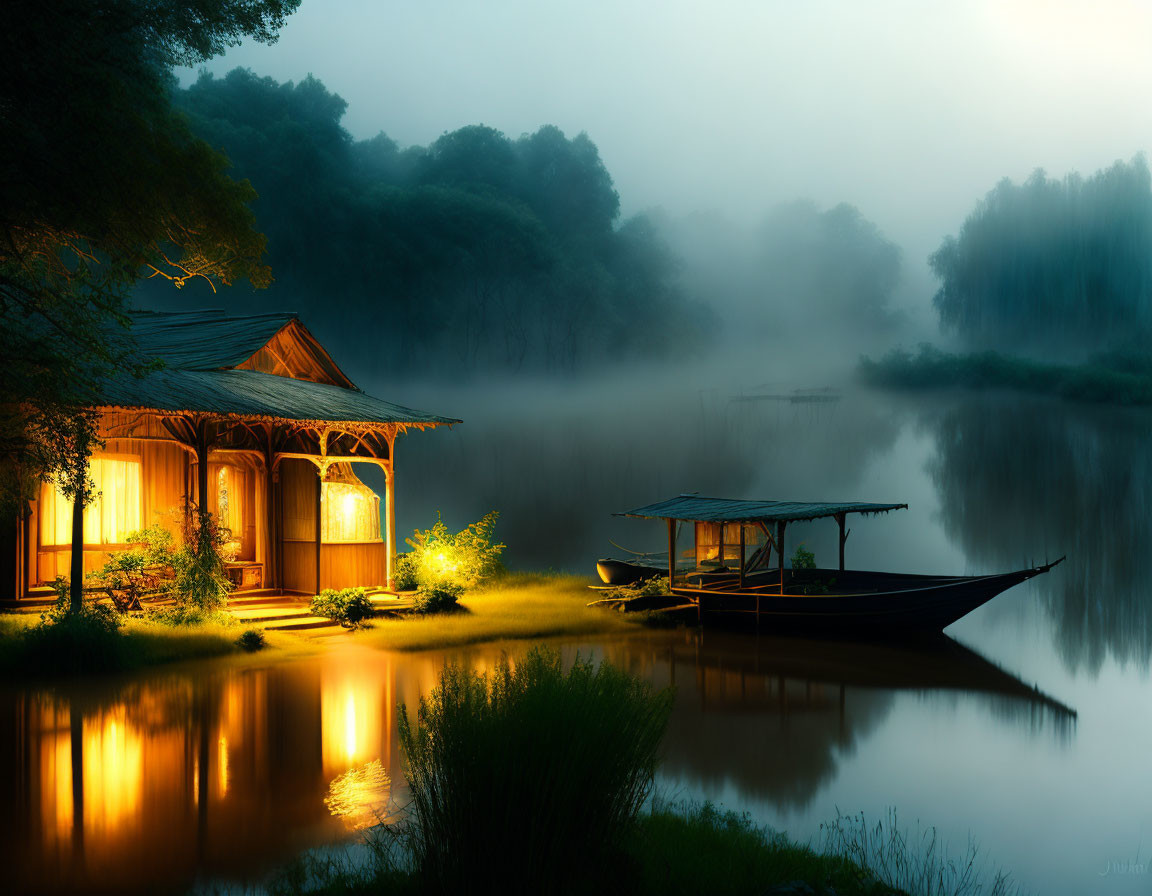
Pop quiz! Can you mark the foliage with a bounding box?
[859,344,1152,406]
[310,587,375,628]
[1,1,296,609]
[791,544,818,570]
[144,605,234,627]
[632,801,902,896]
[932,156,1152,351]
[398,646,674,894]
[392,551,419,591]
[25,588,125,675]
[411,583,465,615]
[154,69,713,374]
[404,511,505,593]
[821,810,1020,896]
[173,509,234,612]
[236,629,267,652]
[87,525,177,610]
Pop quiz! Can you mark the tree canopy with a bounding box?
[931,156,1152,353]
[0,1,296,523]
[153,68,710,375]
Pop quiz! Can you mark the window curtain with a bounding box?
[40,457,142,546]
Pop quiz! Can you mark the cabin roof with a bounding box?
[99,311,459,427]
[101,367,459,426]
[127,310,299,370]
[617,495,908,524]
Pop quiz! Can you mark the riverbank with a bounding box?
[269,801,908,895]
[352,572,645,652]
[859,344,1152,405]
[0,573,650,677]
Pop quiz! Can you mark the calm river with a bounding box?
[3,386,1151,894]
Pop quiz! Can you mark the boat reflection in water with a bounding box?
[0,635,1075,894]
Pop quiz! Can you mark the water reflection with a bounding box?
[924,398,1152,669]
[0,634,1075,894]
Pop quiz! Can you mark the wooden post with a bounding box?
[777,520,787,595]
[385,460,396,590]
[738,524,746,590]
[265,458,277,590]
[835,512,847,571]
[666,517,675,587]
[314,465,323,596]
[196,422,210,517]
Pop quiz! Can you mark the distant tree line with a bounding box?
[156,69,711,375]
[932,156,1152,353]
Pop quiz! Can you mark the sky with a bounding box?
[182,0,1152,296]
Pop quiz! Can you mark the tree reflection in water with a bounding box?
[925,397,1152,671]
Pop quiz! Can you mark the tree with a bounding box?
[0,0,298,609]
[931,156,1152,352]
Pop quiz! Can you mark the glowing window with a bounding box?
[321,465,381,543]
[39,456,142,546]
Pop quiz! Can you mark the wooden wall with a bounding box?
[280,458,318,593]
[279,458,387,594]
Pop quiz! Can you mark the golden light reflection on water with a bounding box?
[319,656,398,826]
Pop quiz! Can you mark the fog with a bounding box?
[179,0,1152,308]
[150,0,1152,640]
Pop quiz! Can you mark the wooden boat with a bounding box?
[614,495,1064,634]
[595,557,665,586]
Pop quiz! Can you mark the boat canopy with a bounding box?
[616,495,908,524]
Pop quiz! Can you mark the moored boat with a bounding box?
[612,494,1064,634]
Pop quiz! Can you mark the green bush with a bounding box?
[411,582,465,614]
[173,508,233,611]
[398,646,673,894]
[310,587,374,628]
[791,544,817,570]
[24,596,125,674]
[393,551,419,591]
[404,511,505,593]
[236,629,266,652]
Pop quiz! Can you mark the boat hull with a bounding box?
[674,560,1063,634]
[596,557,665,586]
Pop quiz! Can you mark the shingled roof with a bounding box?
[101,311,459,427]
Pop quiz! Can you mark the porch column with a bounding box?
[384,460,396,590]
[315,465,322,596]
[195,420,211,516]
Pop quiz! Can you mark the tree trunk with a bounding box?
[69,465,86,613]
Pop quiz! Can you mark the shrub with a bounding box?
[88,524,177,610]
[411,582,465,614]
[236,629,266,652]
[173,508,233,611]
[791,544,818,570]
[404,511,505,593]
[393,551,419,591]
[25,591,125,674]
[398,646,673,894]
[310,587,374,628]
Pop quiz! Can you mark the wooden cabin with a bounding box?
[3,310,459,599]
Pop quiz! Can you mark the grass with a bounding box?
[399,646,673,894]
[631,802,904,896]
[0,611,295,677]
[859,343,1152,405]
[352,572,645,652]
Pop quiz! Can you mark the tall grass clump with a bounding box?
[821,810,1021,896]
[398,646,673,894]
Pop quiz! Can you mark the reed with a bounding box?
[398,646,673,895]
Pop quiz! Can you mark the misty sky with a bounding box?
[183,0,1152,300]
